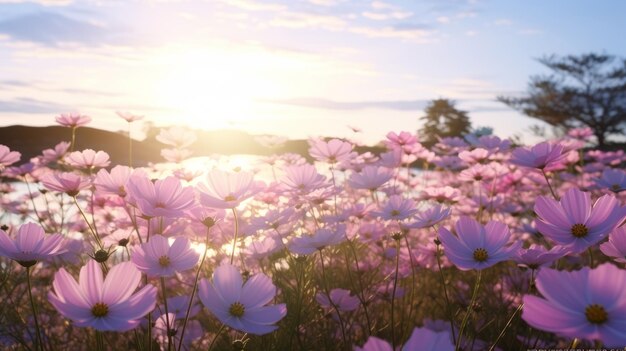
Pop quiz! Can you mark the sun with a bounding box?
[153,47,284,129]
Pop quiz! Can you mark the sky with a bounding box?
[1,0,626,145]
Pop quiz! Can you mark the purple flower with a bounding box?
[131,235,199,277]
[0,223,66,267]
[595,168,626,193]
[354,327,454,351]
[510,141,568,170]
[316,288,359,312]
[406,204,451,229]
[534,188,626,253]
[438,217,520,270]
[48,260,157,331]
[600,226,626,263]
[290,226,346,255]
[372,195,418,221]
[523,263,626,347]
[0,144,20,168]
[40,171,91,197]
[197,169,258,209]
[308,138,353,164]
[55,113,91,128]
[126,175,195,218]
[514,244,568,270]
[347,165,393,191]
[198,263,286,335]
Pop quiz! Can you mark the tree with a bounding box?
[419,99,472,146]
[498,53,626,148]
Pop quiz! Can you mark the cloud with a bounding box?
[362,11,412,21]
[518,28,542,36]
[0,11,108,45]
[0,97,66,113]
[493,18,512,26]
[0,0,71,5]
[260,97,429,111]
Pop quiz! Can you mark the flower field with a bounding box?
[0,114,625,350]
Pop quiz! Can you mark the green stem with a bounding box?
[436,240,457,345]
[230,208,239,265]
[207,324,226,351]
[26,267,44,351]
[456,270,482,351]
[73,196,103,250]
[319,249,348,347]
[96,330,104,351]
[540,169,558,200]
[128,122,133,167]
[161,277,173,351]
[177,227,211,351]
[488,303,524,351]
[390,238,401,350]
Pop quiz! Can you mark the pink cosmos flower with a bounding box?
[281,164,327,193]
[126,175,195,218]
[40,171,91,196]
[48,260,157,332]
[510,141,568,170]
[514,244,568,270]
[406,204,451,229]
[197,169,258,209]
[198,263,287,335]
[316,288,359,312]
[0,144,20,168]
[290,226,346,255]
[567,126,594,140]
[354,327,454,351]
[458,148,490,164]
[156,126,197,149]
[55,113,91,128]
[534,188,626,253]
[131,235,199,277]
[599,226,626,263]
[385,131,418,149]
[420,186,462,204]
[523,263,626,347]
[161,148,193,163]
[116,111,144,122]
[347,165,393,191]
[94,165,143,197]
[0,223,66,267]
[595,168,626,193]
[41,141,70,164]
[372,195,418,221]
[308,138,353,164]
[438,217,520,271]
[65,149,111,171]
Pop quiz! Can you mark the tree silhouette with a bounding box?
[419,99,472,146]
[498,53,626,148]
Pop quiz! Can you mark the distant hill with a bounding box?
[0,125,383,166]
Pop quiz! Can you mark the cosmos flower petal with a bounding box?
[102,261,141,304]
[534,268,589,312]
[522,295,589,336]
[243,304,287,325]
[534,196,571,228]
[560,188,591,223]
[79,260,104,304]
[212,263,242,304]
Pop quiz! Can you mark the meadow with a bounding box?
[0,113,625,350]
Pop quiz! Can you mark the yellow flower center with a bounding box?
[91,303,109,318]
[229,302,245,317]
[159,255,171,267]
[571,223,589,238]
[224,195,236,202]
[390,210,400,217]
[585,304,608,324]
[473,248,489,262]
